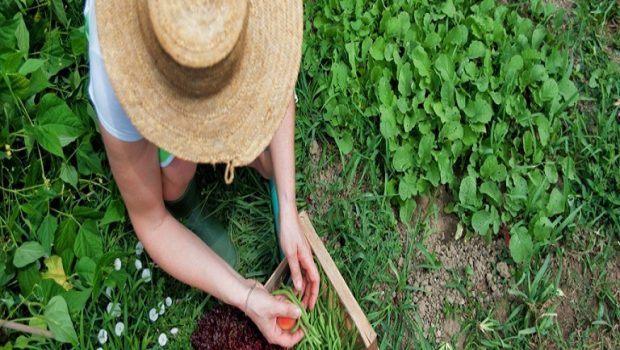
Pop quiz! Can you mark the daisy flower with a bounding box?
[141,268,152,282]
[158,333,168,346]
[134,259,143,271]
[97,329,108,344]
[106,302,121,317]
[135,241,144,256]
[113,258,122,271]
[149,308,159,322]
[115,322,124,336]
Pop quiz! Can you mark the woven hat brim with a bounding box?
[96,0,303,166]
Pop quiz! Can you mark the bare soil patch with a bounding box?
[406,187,510,343]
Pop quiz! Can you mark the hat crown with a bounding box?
[147,0,248,69]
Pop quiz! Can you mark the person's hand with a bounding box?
[279,211,320,310]
[244,281,304,348]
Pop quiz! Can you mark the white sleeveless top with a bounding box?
[85,0,143,142]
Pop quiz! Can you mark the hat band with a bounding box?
[136,0,248,97]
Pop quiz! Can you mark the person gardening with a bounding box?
[85,0,320,347]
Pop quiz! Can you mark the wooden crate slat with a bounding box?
[298,212,378,349]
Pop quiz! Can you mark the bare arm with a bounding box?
[100,126,303,346]
[269,97,320,309]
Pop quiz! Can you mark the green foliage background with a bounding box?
[302,0,581,262]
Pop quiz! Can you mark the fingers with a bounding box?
[274,298,302,319]
[286,250,304,293]
[272,328,304,348]
[299,249,320,310]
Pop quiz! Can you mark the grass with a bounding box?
[1,0,618,349]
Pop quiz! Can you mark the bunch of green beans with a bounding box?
[272,267,358,349]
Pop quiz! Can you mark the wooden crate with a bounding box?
[265,212,378,349]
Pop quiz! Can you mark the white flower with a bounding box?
[149,308,159,322]
[134,259,143,271]
[158,333,168,346]
[158,301,165,315]
[104,287,113,299]
[114,322,124,336]
[98,329,108,344]
[113,258,122,271]
[106,302,122,317]
[96,348,103,350]
[165,297,172,307]
[170,327,179,336]
[135,241,144,256]
[141,268,152,282]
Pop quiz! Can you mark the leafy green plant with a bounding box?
[302,0,579,263]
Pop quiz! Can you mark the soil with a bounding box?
[306,139,342,216]
[550,230,620,345]
[405,187,509,343]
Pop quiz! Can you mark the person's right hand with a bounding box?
[244,281,304,348]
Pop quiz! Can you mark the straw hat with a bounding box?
[95,0,303,183]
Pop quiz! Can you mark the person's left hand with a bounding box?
[279,210,320,310]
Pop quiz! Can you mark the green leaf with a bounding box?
[379,105,397,139]
[14,13,29,54]
[37,214,58,254]
[33,125,64,158]
[558,77,578,103]
[544,163,558,184]
[73,220,103,260]
[76,257,96,286]
[505,55,524,77]
[468,41,486,59]
[398,62,413,97]
[440,121,463,141]
[335,132,353,154]
[435,54,455,82]
[534,115,550,146]
[523,131,534,156]
[13,242,47,268]
[55,219,78,255]
[18,59,46,75]
[540,79,558,102]
[393,143,414,172]
[370,37,385,61]
[472,210,493,236]
[480,155,507,182]
[436,149,454,185]
[418,134,434,164]
[331,62,348,91]
[459,176,477,207]
[411,46,431,77]
[480,181,502,203]
[398,172,418,200]
[399,199,417,223]
[18,263,41,296]
[533,216,553,241]
[531,27,546,48]
[446,25,468,47]
[59,163,78,189]
[509,231,533,264]
[44,296,78,345]
[51,0,69,27]
[546,188,565,216]
[61,289,91,317]
[465,95,493,124]
[441,0,457,18]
